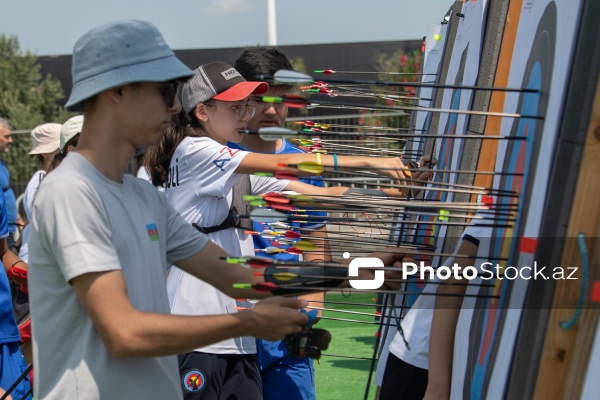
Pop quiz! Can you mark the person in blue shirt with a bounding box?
[0,119,18,251]
[0,189,31,400]
[229,47,329,400]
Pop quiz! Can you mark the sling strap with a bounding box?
[192,175,254,234]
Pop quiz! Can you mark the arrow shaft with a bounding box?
[263,207,517,224]
[308,98,542,119]
[259,195,518,212]
[269,284,500,298]
[314,70,437,76]
[307,76,538,93]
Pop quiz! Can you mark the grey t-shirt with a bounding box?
[29,153,208,399]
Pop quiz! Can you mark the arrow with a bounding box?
[247,229,435,250]
[314,69,438,76]
[254,201,518,223]
[274,163,517,197]
[241,127,527,141]
[235,281,500,298]
[254,271,495,287]
[246,209,514,230]
[252,192,517,213]
[253,94,310,108]
[295,120,427,132]
[267,70,539,94]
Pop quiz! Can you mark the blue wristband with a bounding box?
[301,309,319,327]
[333,154,338,171]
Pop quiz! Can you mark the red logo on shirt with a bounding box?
[219,147,240,157]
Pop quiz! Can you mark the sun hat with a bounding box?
[60,115,84,153]
[65,20,194,112]
[180,62,269,114]
[29,123,61,155]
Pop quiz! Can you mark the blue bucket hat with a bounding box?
[65,20,193,112]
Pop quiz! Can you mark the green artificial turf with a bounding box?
[314,292,383,400]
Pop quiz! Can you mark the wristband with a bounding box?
[333,154,338,171]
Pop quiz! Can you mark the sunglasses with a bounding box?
[158,80,181,108]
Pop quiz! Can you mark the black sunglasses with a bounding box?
[159,80,181,108]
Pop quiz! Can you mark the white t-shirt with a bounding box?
[165,137,288,354]
[18,170,45,262]
[23,169,45,220]
[388,276,443,370]
[17,224,30,262]
[29,153,209,400]
[388,225,489,370]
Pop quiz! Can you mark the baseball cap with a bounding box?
[180,62,269,114]
[29,123,61,155]
[65,20,194,112]
[60,115,84,153]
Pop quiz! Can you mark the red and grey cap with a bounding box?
[180,62,269,114]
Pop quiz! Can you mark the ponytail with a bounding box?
[144,110,207,187]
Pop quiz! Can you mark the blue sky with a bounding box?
[0,0,453,56]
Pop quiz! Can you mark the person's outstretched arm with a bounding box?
[424,238,479,400]
[238,152,411,183]
[71,268,308,359]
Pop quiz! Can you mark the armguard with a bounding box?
[7,265,28,285]
[264,262,347,295]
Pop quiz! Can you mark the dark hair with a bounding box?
[35,154,46,166]
[234,46,294,90]
[47,132,81,171]
[64,134,80,153]
[144,108,209,187]
[47,152,64,173]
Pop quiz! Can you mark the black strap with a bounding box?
[231,175,254,231]
[192,209,240,234]
[192,175,254,234]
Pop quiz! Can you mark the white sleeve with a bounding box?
[23,170,45,220]
[182,138,250,197]
[250,175,290,194]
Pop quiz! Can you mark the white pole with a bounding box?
[267,0,277,46]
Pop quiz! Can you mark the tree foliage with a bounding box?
[0,34,71,129]
[360,49,423,134]
[0,34,74,197]
[289,55,307,75]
